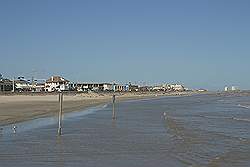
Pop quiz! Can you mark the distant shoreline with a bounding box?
[0,91,204,126]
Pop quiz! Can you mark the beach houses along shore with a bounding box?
[1,73,188,93]
[45,76,70,92]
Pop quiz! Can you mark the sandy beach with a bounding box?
[0,91,197,126]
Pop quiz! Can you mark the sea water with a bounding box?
[0,94,249,167]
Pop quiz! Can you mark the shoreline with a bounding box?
[0,91,202,127]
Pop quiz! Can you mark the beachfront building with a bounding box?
[224,86,240,92]
[69,83,113,92]
[224,86,229,91]
[138,86,152,92]
[170,84,185,91]
[153,86,165,91]
[103,83,113,91]
[232,86,239,91]
[15,78,46,92]
[0,74,13,92]
[34,83,45,92]
[113,84,127,92]
[197,89,207,92]
[128,84,139,92]
[153,84,185,92]
[0,78,13,92]
[68,82,77,91]
[15,79,32,92]
[45,76,70,92]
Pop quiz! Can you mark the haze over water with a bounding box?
[0,94,250,167]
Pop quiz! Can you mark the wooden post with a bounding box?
[112,94,116,120]
[58,92,63,135]
[12,77,15,92]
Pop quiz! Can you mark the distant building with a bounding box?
[197,89,207,92]
[113,84,125,92]
[138,86,151,92]
[153,86,164,91]
[170,84,185,91]
[0,74,13,92]
[0,78,13,92]
[232,86,239,91]
[224,86,229,91]
[45,76,70,92]
[69,82,113,92]
[34,83,45,92]
[153,84,185,92]
[103,83,113,91]
[224,86,239,92]
[15,79,32,91]
[128,84,139,92]
[68,83,77,91]
[124,84,130,91]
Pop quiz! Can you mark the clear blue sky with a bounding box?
[1,0,250,90]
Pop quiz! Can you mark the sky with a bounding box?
[0,0,250,90]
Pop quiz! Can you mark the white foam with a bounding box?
[232,117,250,122]
[237,104,250,109]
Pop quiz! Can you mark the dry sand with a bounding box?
[0,91,197,126]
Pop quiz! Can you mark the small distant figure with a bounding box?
[12,125,17,133]
[163,112,167,119]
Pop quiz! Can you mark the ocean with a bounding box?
[0,94,250,167]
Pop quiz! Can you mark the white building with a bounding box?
[103,83,113,91]
[170,84,185,91]
[152,86,164,91]
[68,82,113,92]
[232,86,239,91]
[15,79,32,91]
[45,76,70,92]
[153,84,185,92]
[197,89,207,92]
[224,86,229,91]
[224,86,239,92]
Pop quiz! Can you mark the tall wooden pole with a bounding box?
[12,77,15,92]
[112,94,116,120]
[58,92,63,135]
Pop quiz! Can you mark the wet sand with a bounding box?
[0,91,196,126]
